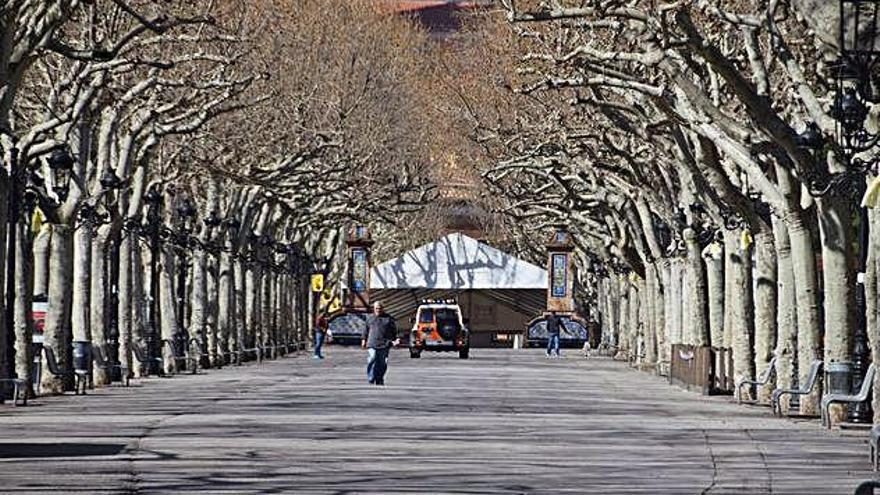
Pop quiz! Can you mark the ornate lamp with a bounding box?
[46,147,74,201]
[99,169,124,191]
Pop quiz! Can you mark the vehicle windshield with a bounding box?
[435,309,460,329]
[419,308,434,323]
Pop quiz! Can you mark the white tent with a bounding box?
[371,232,547,290]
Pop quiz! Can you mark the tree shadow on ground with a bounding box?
[0,442,127,458]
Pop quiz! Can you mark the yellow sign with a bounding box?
[310,274,324,293]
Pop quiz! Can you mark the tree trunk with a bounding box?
[71,223,92,343]
[774,218,798,415]
[91,225,111,386]
[0,178,7,389]
[818,196,857,425]
[41,224,73,393]
[159,246,179,374]
[787,212,823,415]
[703,241,725,348]
[13,222,34,397]
[33,224,51,297]
[867,207,880,424]
[245,262,261,356]
[260,269,273,357]
[643,264,659,368]
[206,253,219,367]
[724,229,755,399]
[752,229,778,404]
[669,260,683,346]
[128,237,146,377]
[190,247,207,363]
[684,229,708,346]
[218,251,233,364]
[656,260,670,374]
[234,259,247,354]
[117,232,134,378]
[617,275,630,359]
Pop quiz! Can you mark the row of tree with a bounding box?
[448,1,879,421]
[0,0,438,398]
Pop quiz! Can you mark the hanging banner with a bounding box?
[310,273,324,293]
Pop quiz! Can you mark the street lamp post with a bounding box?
[173,196,196,367]
[97,170,124,379]
[143,186,163,375]
[4,147,22,387]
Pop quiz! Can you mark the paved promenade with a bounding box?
[0,348,875,494]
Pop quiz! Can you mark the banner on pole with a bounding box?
[310,274,324,293]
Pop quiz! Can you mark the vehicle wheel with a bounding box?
[459,348,469,359]
[410,350,421,359]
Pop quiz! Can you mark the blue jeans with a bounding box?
[546,334,560,356]
[366,347,389,384]
[313,331,324,358]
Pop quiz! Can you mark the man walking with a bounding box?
[313,311,328,359]
[546,311,562,358]
[362,301,399,385]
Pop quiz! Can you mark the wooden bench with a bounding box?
[0,377,26,406]
[43,346,88,395]
[821,363,875,429]
[132,343,164,376]
[93,345,130,387]
[736,356,777,403]
[771,360,822,416]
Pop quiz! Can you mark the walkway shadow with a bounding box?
[0,442,126,458]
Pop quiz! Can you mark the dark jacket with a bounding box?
[546,315,562,335]
[363,312,397,349]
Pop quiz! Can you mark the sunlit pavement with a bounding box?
[0,347,873,494]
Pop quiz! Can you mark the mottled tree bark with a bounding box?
[71,223,92,344]
[206,254,219,367]
[703,241,724,349]
[752,229,778,404]
[118,232,135,377]
[41,224,73,393]
[684,229,708,346]
[13,223,34,396]
[130,244,147,377]
[190,247,207,363]
[32,225,51,297]
[217,251,233,364]
[234,259,246,354]
[787,213,823,415]
[159,246,179,374]
[867,208,880,424]
[643,264,659,367]
[774,219,798,414]
[91,225,111,386]
[724,230,754,399]
[817,197,856,424]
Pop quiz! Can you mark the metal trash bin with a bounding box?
[826,361,853,395]
[72,340,92,373]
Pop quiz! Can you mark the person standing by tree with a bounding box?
[546,312,562,358]
[313,311,328,359]
[362,301,399,385]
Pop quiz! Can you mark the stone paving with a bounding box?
[0,347,876,494]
